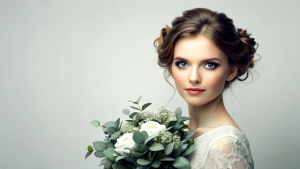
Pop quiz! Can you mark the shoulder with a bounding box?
[206,135,254,169]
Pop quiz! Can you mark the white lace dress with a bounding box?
[187,125,254,169]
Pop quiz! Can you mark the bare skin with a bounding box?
[170,35,242,139]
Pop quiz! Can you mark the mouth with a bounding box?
[185,88,205,91]
[185,88,205,95]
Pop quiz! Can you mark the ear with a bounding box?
[226,65,238,81]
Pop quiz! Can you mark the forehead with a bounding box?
[173,35,226,61]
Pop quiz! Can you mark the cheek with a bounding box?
[205,72,227,89]
[171,69,186,87]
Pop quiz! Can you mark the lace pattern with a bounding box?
[187,125,254,169]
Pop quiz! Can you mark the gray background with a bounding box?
[1,0,299,168]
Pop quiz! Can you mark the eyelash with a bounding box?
[174,61,219,69]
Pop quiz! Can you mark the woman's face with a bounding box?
[171,35,237,106]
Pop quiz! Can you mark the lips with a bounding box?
[186,88,205,91]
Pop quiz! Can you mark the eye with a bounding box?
[175,61,188,68]
[203,62,218,69]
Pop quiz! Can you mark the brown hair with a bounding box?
[154,8,259,93]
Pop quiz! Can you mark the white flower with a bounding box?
[114,133,138,156]
[140,121,166,140]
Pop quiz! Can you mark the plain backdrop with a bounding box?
[1,0,300,168]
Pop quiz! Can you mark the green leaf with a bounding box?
[136,165,151,169]
[129,112,138,119]
[172,156,191,169]
[141,131,149,142]
[174,107,182,119]
[103,121,115,128]
[110,131,121,140]
[90,120,100,127]
[180,116,190,121]
[131,150,144,158]
[85,151,92,159]
[159,157,175,161]
[164,142,175,155]
[181,144,196,156]
[93,141,107,151]
[137,158,151,165]
[142,103,152,110]
[184,130,195,140]
[122,109,130,115]
[103,148,116,161]
[116,156,126,162]
[107,141,115,148]
[180,144,188,155]
[133,131,145,144]
[135,95,143,104]
[106,127,117,136]
[130,106,141,111]
[94,151,105,158]
[151,161,161,168]
[115,118,120,128]
[99,158,108,166]
[149,143,164,151]
[87,145,93,152]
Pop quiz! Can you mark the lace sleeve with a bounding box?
[203,136,254,169]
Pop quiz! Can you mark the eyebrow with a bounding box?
[173,56,222,63]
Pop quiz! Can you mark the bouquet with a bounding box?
[85,95,195,169]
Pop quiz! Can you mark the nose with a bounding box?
[189,66,201,84]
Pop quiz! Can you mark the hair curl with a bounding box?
[154,8,259,92]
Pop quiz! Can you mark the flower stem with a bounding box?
[138,104,145,119]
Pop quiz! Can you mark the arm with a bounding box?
[203,136,254,169]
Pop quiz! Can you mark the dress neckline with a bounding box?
[193,125,244,141]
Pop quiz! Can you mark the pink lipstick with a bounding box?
[185,88,205,95]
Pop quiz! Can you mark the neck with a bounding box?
[187,94,230,130]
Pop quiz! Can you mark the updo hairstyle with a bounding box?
[153,8,258,90]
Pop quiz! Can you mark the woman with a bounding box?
[154,8,257,169]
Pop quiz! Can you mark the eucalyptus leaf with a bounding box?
[141,131,148,142]
[167,121,177,128]
[116,156,126,162]
[184,130,196,140]
[85,151,92,159]
[174,107,182,119]
[159,157,175,161]
[107,141,115,148]
[133,131,145,144]
[124,156,136,163]
[182,144,195,156]
[130,106,141,111]
[180,116,190,121]
[131,150,144,158]
[136,165,151,169]
[137,158,151,165]
[135,95,142,104]
[103,148,116,161]
[151,161,161,168]
[142,103,151,110]
[90,120,100,127]
[87,145,93,152]
[103,121,115,128]
[93,141,107,151]
[94,151,105,158]
[149,143,164,151]
[122,109,130,115]
[164,142,175,155]
[106,127,117,136]
[110,131,121,140]
[172,156,191,169]
[129,112,138,119]
[99,158,108,166]
[115,118,120,128]
[180,144,188,155]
